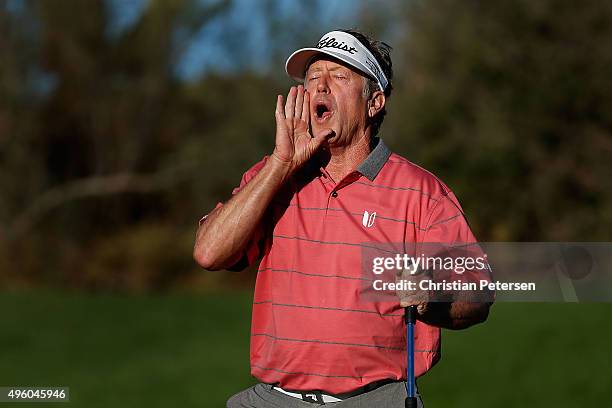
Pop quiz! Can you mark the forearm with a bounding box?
[195,85,328,270]
[418,301,492,330]
[193,157,291,270]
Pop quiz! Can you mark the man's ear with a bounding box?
[368,91,386,118]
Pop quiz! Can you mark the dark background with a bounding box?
[1,0,611,406]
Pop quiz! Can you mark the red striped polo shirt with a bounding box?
[212,138,479,394]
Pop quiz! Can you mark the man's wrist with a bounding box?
[267,153,294,183]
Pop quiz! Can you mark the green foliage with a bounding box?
[1,0,611,290]
[0,0,276,289]
[386,0,612,241]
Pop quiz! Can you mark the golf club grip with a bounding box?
[405,396,418,408]
[404,305,417,325]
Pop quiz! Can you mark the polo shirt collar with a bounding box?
[356,137,391,181]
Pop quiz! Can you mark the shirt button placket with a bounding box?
[325,190,338,217]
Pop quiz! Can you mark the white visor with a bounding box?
[285,30,388,92]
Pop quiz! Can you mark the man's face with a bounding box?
[304,57,369,145]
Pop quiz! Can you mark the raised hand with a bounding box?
[272,85,333,173]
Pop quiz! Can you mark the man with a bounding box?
[194,29,491,407]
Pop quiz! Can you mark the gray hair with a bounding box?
[342,29,393,136]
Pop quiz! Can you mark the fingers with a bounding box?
[399,300,428,315]
[294,85,304,119]
[398,282,429,309]
[275,95,287,142]
[275,95,284,119]
[310,129,334,151]
[399,297,423,307]
[417,303,428,315]
[275,95,285,134]
[285,86,296,120]
[281,85,309,122]
[302,89,310,125]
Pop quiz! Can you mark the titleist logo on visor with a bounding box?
[285,30,389,91]
[317,36,357,54]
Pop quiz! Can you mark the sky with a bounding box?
[104,0,365,80]
[4,0,399,92]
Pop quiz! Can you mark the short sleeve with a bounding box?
[198,156,270,270]
[420,191,476,245]
[420,191,494,302]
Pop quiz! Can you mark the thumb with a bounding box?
[315,129,334,142]
[309,129,334,150]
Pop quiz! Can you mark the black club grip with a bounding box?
[405,396,418,408]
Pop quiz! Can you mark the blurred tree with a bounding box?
[1,0,241,289]
[1,0,610,291]
[386,0,612,241]
[0,0,331,290]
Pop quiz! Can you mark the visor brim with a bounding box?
[285,47,383,90]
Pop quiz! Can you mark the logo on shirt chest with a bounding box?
[362,210,377,228]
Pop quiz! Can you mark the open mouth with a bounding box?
[315,101,333,121]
